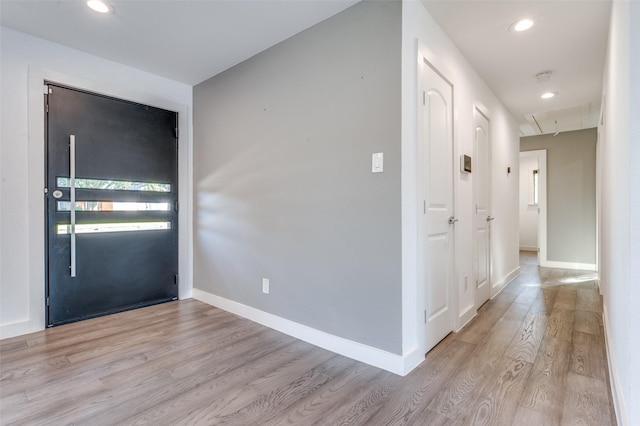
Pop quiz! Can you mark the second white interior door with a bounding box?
[473,107,491,307]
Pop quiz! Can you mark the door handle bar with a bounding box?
[486,216,495,222]
[70,135,76,278]
[448,216,459,225]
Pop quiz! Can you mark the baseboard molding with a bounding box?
[491,265,521,296]
[456,310,476,333]
[192,288,422,376]
[519,246,539,252]
[602,304,628,426]
[457,304,476,331]
[0,319,42,340]
[540,259,596,271]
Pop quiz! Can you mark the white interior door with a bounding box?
[473,107,491,307]
[420,59,454,352]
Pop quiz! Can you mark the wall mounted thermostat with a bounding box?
[461,155,472,173]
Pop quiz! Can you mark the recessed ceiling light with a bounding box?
[87,0,114,14]
[541,92,557,99]
[510,19,534,32]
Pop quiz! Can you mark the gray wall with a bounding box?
[521,128,597,265]
[193,1,402,353]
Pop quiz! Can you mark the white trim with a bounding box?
[602,304,628,426]
[456,309,476,332]
[0,320,42,340]
[539,260,597,271]
[444,267,518,341]
[192,289,422,376]
[0,66,192,340]
[455,306,478,333]
[400,36,420,358]
[491,265,520,296]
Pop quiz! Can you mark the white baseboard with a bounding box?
[540,260,596,271]
[491,266,520,296]
[192,288,422,376]
[0,319,42,340]
[457,304,476,331]
[456,310,477,333]
[602,304,627,426]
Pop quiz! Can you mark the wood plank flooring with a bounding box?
[0,252,616,425]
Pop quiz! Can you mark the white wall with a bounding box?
[0,27,193,339]
[401,0,520,356]
[599,0,639,424]
[519,152,539,251]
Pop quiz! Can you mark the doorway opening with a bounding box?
[518,150,547,266]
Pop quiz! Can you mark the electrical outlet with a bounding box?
[262,278,269,294]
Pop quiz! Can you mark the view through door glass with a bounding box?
[45,83,179,326]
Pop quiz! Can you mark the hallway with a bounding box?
[437,251,615,424]
[0,253,615,425]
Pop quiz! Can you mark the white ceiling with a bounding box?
[0,0,611,136]
[0,0,359,85]
[422,0,611,136]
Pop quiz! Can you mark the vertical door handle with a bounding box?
[70,135,76,278]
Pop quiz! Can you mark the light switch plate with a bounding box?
[372,152,384,173]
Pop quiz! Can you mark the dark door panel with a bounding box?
[46,84,178,326]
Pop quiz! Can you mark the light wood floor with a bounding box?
[0,253,616,425]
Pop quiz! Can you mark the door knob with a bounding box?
[448,216,459,225]
[486,216,495,222]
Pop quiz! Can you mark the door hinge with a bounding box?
[423,91,426,106]
[476,279,479,288]
[46,297,50,306]
[44,187,48,194]
[174,127,179,139]
[423,200,426,214]
[174,201,179,212]
[174,274,179,286]
[44,85,50,113]
[424,310,427,324]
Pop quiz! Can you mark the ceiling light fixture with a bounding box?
[87,0,114,14]
[541,92,557,99]
[510,19,534,32]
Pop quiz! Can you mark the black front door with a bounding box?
[45,84,179,326]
